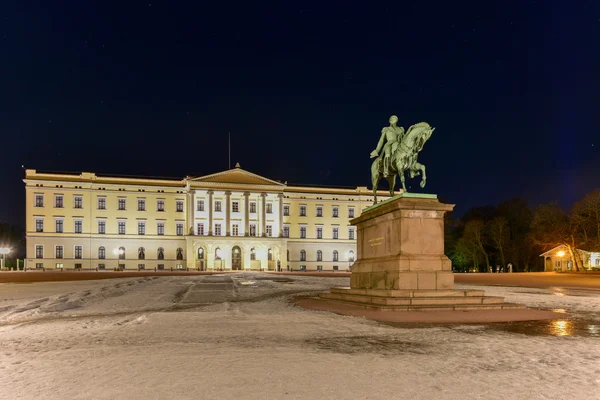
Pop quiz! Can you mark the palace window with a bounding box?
[232,224,239,236]
[98,220,106,234]
[157,222,165,235]
[176,200,184,212]
[97,197,106,210]
[197,247,204,260]
[250,224,257,237]
[250,202,256,213]
[176,223,184,236]
[118,198,126,210]
[232,201,239,213]
[348,250,355,262]
[118,221,126,235]
[35,194,44,207]
[250,248,256,261]
[348,207,355,218]
[74,246,83,259]
[317,227,323,239]
[197,223,204,235]
[55,195,64,208]
[157,248,164,260]
[55,219,63,233]
[317,250,322,262]
[266,203,273,214]
[138,199,146,211]
[138,247,145,260]
[300,226,306,239]
[35,218,44,232]
[55,245,63,259]
[316,206,323,217]
[35,245,43,259]
[197,200,204,211]
[332,206,339,218]
[98,264,105,270]
[138,264,145,270]
[74,220,83,234]
[214,223,222,236]
[348,228,355,240]
[333,250,339,262]
[36,263,44,269]
[300,250,306,262]
[176,248,184,260]
[268,248,273,261]
[98,247,105,260]
[266,225,272,237]
[74,195,83,209]
[55,263,63,269]
[299,205,306,216]
[138,222,146,235]
[215,201,222,212]
[118,247,125,260]
[283,204,290,216]
[283,226,290,238]
[332,227,339,239]
[157,199,165,212]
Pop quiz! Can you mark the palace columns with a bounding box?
[189,189,196,234]
[278,193,284,237]
[244,192,250,236]
[225,191,231,236]
[208,190,214,236]
[261,193,267,237]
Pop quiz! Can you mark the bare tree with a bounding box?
[488,216,509,269]
[571,189,600,251]
[462,220,491,272]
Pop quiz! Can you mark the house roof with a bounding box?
[187,164,285,188]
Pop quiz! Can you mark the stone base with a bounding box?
[351,269,454,291]
[318,287,525,311]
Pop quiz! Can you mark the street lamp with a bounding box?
[557,250,565,257]
[0,248,11,270]
[113,248,124,270]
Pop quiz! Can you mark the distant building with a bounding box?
[24,165,396,271]
[540,245,600,272]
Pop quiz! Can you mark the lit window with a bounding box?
[348,250,354,262]
[138,199,146,211]
[74,195,83,209]
[250,248,256,261]
[56,263,63,269]
[35,263,44,269]
[118,198,126,210]
[176,223,184,236]
[215,201,222,212]
[157,222,165,235]
[232,201,239,213]
[35,194,44,207]
[176,200,184,212]
[55,195,64,208]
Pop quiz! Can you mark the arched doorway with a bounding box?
[232,246,242,270]
[197,247,206,271]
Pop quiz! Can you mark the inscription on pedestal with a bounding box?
[368,236,384,247]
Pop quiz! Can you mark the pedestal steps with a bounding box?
[318,288,525,311]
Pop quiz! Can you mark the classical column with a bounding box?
[208,190,214,236]
[190,190,196,235]
[278,193,284,237]
[243,192,250,236]
[261,193,267,237]
[225,191,231,236]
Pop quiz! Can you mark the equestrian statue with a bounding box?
[369,115,435,202]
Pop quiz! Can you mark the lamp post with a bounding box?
[0,248,10,270]
[113,248,124,270]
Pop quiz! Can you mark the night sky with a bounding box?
[1,1,599,226]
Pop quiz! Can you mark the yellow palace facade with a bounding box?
[24,165,396,272]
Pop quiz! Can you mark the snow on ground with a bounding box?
[0,274,599,400]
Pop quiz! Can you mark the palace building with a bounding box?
[24,165,397,272]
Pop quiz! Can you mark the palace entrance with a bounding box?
[232,246,242,270]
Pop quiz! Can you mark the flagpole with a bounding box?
[228,132,231,169]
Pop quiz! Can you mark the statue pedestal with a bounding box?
[319,194,524,311]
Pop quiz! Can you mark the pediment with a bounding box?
[188,167,285,187]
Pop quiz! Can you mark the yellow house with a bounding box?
[24,165,397,271]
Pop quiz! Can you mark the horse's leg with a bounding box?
[387,175,396,197]
[416,162,427,188]
[372,166,380,204]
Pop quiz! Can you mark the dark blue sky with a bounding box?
[1,1,599,226]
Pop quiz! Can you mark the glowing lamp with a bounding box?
[0,248,11,255]
[557,251,565,257]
